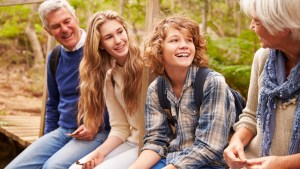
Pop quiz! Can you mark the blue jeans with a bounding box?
[151,158,167,169]
[151,158,224,169]
[5,127,109,169]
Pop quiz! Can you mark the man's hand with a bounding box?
[67,124,97,140]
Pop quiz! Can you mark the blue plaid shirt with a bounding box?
[142,66,236,169]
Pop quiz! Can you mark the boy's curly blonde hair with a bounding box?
[144,15,208,76]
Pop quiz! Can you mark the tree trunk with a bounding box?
[210,21,225,37]
[178,0,182,7]
[200,0,208,34]
[120,0,126,16]
[171,0,175,10]
[25,4,44,68]
[235,1,241,36]
[25,22,44,68]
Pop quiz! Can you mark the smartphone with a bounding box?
[76,160,84,165]
[67,131,79,136]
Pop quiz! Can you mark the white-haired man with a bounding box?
[5,0,109,168]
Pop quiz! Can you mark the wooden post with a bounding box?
[138,0,160,152]
[39,35,56,137]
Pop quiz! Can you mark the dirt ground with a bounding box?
[0,66,43,168]
[0,66,42,115]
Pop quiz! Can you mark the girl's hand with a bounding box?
[76,151,105,169]
[104,59,116,98]
[106,59,116,78]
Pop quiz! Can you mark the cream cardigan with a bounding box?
[104,65,140,144]
[234,48,297,158]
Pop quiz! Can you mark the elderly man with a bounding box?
[5,0,109,168]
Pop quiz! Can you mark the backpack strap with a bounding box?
[157,76,175,127]
[157,67,213,113]
[194,67,246,122]
[157,76,170,109]
[157,67,213,111]
[193,67,213,110]
[229,88,246,122]
[49,45,61,79]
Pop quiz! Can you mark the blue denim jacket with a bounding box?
[142,66,236,169]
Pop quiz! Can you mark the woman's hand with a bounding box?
[245,156,285,169]
[68,124,98,141]
[223,137,247,169]
[77,151,105,169]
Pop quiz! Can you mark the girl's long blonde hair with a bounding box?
[78,10,143,130]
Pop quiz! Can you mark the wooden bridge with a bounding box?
[0,115,40,147]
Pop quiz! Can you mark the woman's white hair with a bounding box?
[240,0,300,40]
[38,0,76,29]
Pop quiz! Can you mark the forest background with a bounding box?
[0,0,260,167]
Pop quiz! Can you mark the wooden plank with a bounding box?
[8,126,38,129]
[0,115,40,120]
[0,0,44,7]
[0,131,39,136]
[1,130,39,135]
[0,115,40,147]
[0,128,14,137]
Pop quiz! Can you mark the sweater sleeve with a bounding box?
[234,48,269,134]
[104,68,130,142]
[45,51,60,134]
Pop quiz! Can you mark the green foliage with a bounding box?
[211,63,251,97]
[0,22,23,37]
[160,0,202,21]
[207,30,260,65]
[207,29,260,97]
[124,0,146,28]
[0,6,31,38]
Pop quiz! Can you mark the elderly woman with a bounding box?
[223,0,300,169]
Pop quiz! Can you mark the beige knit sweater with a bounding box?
[104,65,140,144]
[234,48,297,158]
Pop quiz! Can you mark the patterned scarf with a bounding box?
[257,49,300,156]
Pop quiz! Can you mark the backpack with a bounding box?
[157,67,246,126]
[49,45,61,79]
